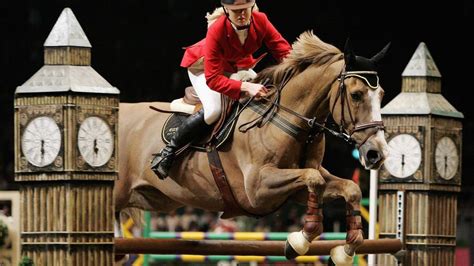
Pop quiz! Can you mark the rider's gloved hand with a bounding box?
[241,82,268,99]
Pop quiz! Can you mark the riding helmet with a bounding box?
[221,0,255,10]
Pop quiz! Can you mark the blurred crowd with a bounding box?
[149,206,306,233]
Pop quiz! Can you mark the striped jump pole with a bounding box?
[144,232,350,264]
[148,254,331,263]
[149,231,347,241]
[115,238,402,256]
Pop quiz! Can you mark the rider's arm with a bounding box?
[204,27,243,100]
[259,12,291,62]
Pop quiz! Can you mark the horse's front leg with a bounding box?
[320,167,364,265]
[255,165,326,259]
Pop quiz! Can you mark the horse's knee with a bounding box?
[343,180,362,203]
[302,168,326,191]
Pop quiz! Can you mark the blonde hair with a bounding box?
[206,4,259,28]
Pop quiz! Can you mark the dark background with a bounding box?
[1,1,472,198]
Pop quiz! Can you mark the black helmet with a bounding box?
[221,0,255,10]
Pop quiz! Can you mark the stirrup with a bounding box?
[150,152,164,169]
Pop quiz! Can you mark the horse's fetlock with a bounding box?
[346,229,364,246]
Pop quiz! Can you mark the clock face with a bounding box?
[77,116,114,167]
[384,134,422,178]
[435,137,458,180]
[21,116,62,167]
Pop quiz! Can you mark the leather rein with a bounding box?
[243,65,384,148]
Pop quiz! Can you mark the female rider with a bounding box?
[151,0,291,179]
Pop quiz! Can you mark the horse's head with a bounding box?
[329,39,390,169]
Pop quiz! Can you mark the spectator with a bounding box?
[181,206,198,231]
[165,210,183,231]
[213,218,238,232]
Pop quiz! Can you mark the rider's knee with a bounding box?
[204,105,222,124]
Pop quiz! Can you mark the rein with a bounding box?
[243,65,384,147]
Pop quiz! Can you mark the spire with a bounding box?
[16,7,119,95]
[44,7,91,47]
[382,42,463,118]
[43,8,92,66]
[402,42,441,78]
[400,42,442,93]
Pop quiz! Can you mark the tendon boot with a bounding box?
[151,109,209,179]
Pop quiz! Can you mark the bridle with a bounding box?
[329,66,385,147]
[241,65,385,148]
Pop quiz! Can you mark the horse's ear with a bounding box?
[371,42,391,66]
[344,38,356,67]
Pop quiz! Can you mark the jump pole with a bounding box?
[115,238,402,256]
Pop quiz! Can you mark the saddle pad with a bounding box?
[161,104,241,152]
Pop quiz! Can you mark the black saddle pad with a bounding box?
[161,104,241,152]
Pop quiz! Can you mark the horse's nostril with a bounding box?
[367,150,380,164]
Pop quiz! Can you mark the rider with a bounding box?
[151,0,291,179]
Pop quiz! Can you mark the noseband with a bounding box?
[330,67,385,147]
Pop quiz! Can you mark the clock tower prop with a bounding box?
[14,8,119,265]
[377,43,463,265]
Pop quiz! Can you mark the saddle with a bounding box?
[160,95,241,152]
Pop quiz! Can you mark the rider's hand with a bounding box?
[241,82,268,99]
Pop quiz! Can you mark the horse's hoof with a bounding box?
[284,240,299,260]
[328,257,336,266]
[285,231,310,259]
[329,245,353,266]
[115,254,129,265]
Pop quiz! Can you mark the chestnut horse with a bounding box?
[114,31,389,264]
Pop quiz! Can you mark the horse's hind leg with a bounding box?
[320,167,363,265]
[113,179,132,264]
[114,211,130,264]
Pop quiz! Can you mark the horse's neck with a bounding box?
[278,63,340,127]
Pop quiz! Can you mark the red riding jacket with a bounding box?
[180,11,291,100]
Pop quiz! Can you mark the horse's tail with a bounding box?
[120,207,145,230]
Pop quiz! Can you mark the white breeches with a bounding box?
[187,69,257,125]
[188,70,222,125]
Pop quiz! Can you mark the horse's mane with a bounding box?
[255,31,343,84]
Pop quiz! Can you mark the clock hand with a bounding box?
[401,154,405,175]
[444,155,448,176]
[40,139,45,158]
[93,138,99,154]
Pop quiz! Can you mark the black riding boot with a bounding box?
[151,109,209,179]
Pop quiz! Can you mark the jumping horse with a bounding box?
[114,31,390,264]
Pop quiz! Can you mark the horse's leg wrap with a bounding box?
[285,191,323,258]
[344,203,364,256]
[329,204,363,265]
[302,191,323,241]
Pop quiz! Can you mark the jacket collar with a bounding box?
[224,16,256,51]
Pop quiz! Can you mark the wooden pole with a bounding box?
[115,238,402,256]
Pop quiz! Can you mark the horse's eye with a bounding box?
[351,92,362,101]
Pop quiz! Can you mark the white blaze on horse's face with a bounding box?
[351,80,388,170]
[335,77,389,170]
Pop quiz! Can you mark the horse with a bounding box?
[114,31,390,264]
